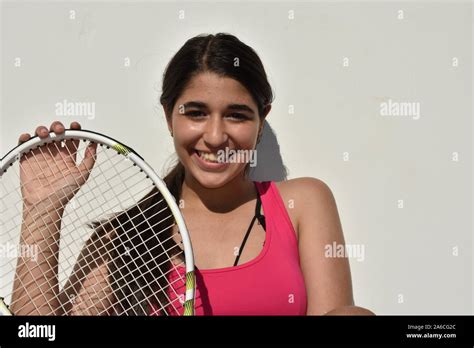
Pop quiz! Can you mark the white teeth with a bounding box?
[197,151,219,163]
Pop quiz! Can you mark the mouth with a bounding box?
[192,149,229,172]
[195,150,220,163]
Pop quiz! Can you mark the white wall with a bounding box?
[1,0,472,314]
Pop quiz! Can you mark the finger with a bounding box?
[78,143,97,182]
[48,122,67,157]
[50,121,65,135]
[18,133,31,145]
[34,126,57,156]
[35,126,49,139]
[65,122,81,160]
[70,121,81,130]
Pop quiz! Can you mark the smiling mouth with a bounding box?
[195,150,220,163]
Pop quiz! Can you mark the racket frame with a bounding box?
[0,129,195,315]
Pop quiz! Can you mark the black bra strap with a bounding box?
[233,192,266,266]
[255,194,266,231]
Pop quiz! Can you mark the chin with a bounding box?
[189,167,243,189]
[192,172,232,189]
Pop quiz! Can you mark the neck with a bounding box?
[181,172,256,214]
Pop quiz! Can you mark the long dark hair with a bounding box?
[95,33,274,315]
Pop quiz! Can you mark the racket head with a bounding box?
[0,129,195,316]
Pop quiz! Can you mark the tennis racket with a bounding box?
[0,129,195,316]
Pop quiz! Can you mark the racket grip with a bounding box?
[0,297,13,315]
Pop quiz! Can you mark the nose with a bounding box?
[202,115,228,147]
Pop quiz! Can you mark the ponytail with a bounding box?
[163,161,185,203]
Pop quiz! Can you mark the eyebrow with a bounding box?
[182,101,255,115]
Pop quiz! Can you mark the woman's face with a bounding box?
[166,72,265,189]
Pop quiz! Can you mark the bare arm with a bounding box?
[293,177,374,315]
[12,210,115,316]
[10,121,97,315]
[11,204,64,315]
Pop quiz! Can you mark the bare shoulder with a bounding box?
[275,177,335,208]
[274,177,336,240]
[276,177,332,193]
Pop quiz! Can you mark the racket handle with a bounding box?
[0,297,13,315]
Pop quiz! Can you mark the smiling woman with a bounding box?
[12,32,374,316]
[155,33,374,315]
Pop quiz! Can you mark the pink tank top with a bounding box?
[152,181,307,316]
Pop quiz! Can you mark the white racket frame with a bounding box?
[0,129,195,315]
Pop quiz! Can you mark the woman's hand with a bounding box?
[324,305,375,316]
[18,121,97,211]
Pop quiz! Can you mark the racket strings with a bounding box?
[71,143,187,315]
[11,230,185,316]
[3,141,127,314]
[2,169,167,312]
[5,146,73,315]
[2,141,143,238]
[10,221,180,315]
[95,208,182,315]
[11,207,184,316]
[4,143,148,278]
[1,139,188,315]
[2,163,163,249]
[8,195,184,316]
[21,141,185,316]
[78,145,186,316]
[106,189,185,316]
[1,141,98,314]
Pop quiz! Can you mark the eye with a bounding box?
[185,111,206,118]
[227,113,249,121]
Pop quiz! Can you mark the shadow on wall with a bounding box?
[249,121,288,182]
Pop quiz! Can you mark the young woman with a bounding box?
[15,33,373,316]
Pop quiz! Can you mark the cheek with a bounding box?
[173,120,200,146]
[231,126,258,148]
